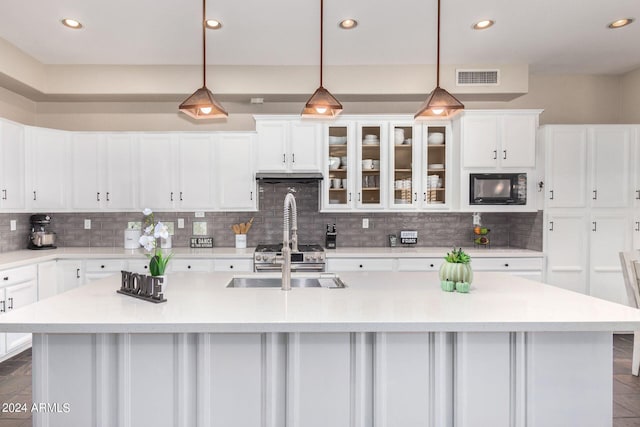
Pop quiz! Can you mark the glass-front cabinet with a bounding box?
[389,122,421,209]
[324,123,354,209]
[356,122,388,209]
[423,123,452,208]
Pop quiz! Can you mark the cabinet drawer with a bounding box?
[0,265,37,286]
[171,259,212,272]
[85,260,126,272]
[213,259,253,272]
[327,258,395,272]
[128,260,151,274]
[397,258,441,272]
[472,257,543,271]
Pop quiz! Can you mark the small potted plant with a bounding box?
[138,208,173,288]
[439,248,473,286]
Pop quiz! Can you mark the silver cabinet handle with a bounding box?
[282,153,286,163]
[592,222,597,232]
[414,192,417,202]
[592,190,597,200]
[8,297,13,310]
[292,153,295,163]
[97,192,100,202]
[348,192,352,202]
[549,190,554,200]
[549,221,554,231]
[493,150,497,160]
[250,191,253,201]
[107,192,110,201]
[1,189,6,200]
[76,268,80,279]
[357,193,361,202]
[170,192,174,202]
[33,191,37,201]
[423,192,426,201]
[636,190,640,200]
[180,192,183,201]
[0,300,5,313]
[503,150,507,160]
[635,222,640,232]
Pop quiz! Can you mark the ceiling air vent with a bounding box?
[456,69,500,86]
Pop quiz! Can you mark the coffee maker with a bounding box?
[28,214,57,250]
[325,223,337,249]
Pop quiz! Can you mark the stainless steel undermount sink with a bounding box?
[226,273,346,289]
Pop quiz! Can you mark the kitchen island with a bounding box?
[2,271,639,427]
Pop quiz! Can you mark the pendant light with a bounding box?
[179,0,228,119]
[301,0,343,118]
[414,0,464,119]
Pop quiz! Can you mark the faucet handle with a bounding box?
[287,187,297,194]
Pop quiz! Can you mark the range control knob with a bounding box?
[255,255,262,262]
[305,255,312,261]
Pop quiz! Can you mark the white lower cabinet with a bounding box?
[327,258,395,272]
[0,265,38,358]
[84,259,126,283]
[170,259,212,272]
[212,259,253,272]
[472,257,544,282]
[57,260,84,293]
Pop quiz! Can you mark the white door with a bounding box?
[590,127,630,208]
[4,279,37,352]
[138,134,175,210]
[71,133,102,209]
[589,212,631,305]
[545,127,588,208]
[324,123,354,210]
[256,121,288,171]
[545,211,589,294]
[356,122,387,209]
[217,133,256,210]
[104,134,137,210]
[389,123,420,209]
[501,114,536,168]
[177,134,215,209]
[29,127,69,210]
[462,115,498,168]
[57,260,84,293]
[0,120,25,209]
[289,121,322,171]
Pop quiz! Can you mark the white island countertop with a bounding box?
[1,271,638,334]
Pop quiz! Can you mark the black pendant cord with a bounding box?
[436,0,440,87]
[319,0,324,88]
[202,0,207,87]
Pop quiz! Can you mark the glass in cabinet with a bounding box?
[357,124,387,208]
[424,125,449,207]
[390,123,420,208]
[325,124,352,208]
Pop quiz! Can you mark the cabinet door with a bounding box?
[4,279,37,352]
[138,134,175,210]
[177,134,215,209]
[29,127,69,210]
[217,133,256,210]
[289,121,322,171]
[545,212,588,294]
[423,124,450,208]
[634,214,640,250]
[545,127,588,208]
[501,114,536,168]
[57,260,84,293]
[590,128,631,208]
[256,121,288,171]
[104,134,137,210]
[390,123,420,208]
[38,261,58,300]
[462,115,498,168]
[356,123,387,209]
[589,212,631,305]
[324,123,354,210]
[71,133,102,209]
[634,128,640,208]
[0,120,25,209]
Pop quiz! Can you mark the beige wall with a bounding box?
[0,72,637,131]
[621,67,640,124]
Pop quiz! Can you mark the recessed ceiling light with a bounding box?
[472,20,495,30]
[61,18,83,29]
[339,19,358,29]
[205,19,222,29]
[608,18,634,29]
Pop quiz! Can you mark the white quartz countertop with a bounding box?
[0,246,543,271]
[1,271,638,334]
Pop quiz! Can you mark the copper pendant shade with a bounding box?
[179,0,228,119]
[301,0,342,118]
[414,0,464,119]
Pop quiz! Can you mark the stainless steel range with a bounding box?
[254,244,326,272]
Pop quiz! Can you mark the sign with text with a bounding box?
[117,271,166,303]
[190,237,214,248]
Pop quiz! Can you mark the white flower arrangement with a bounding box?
[138,208,172,276]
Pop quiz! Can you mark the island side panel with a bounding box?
[526,331,612,427]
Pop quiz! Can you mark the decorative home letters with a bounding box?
[117,271,167,303]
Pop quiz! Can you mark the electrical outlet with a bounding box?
[362,218,369,229]
[178,218,185,229]
[10,220,17,231]
[195,211,205,218]
[84,219,91,230]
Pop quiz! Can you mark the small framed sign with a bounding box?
[400,230,418,245]
[190,236,214,248]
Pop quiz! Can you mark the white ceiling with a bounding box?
[0,0,638,75]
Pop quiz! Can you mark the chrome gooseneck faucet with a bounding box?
[281,188,299,291]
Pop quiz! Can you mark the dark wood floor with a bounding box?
[0,336,639,426]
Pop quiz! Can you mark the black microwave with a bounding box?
[469,173,527,205]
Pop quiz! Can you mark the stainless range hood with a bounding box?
[255,172,323,184]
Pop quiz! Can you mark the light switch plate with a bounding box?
[177,218,185,229]
[362,218,369,229]
[10,220,16,231]
[84,219,91,230]
[195,211,205,218]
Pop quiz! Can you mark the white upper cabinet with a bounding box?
[589,127,630,208]
[389,122,420,209]
[255,117,322,172]
[631,127,640,209]
[544,126,588,208]
[71,133,102,210]
[138,134,176,210]
[216,133,257,210]
[27,127,70,210]
[0,119,25,210]
[103,134,137,210]
[177,134,216,210]
[461,111,540,169]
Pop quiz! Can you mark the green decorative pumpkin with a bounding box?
[439,261,473,284]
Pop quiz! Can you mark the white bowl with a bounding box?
[364,134,378,140]
[428,163,444,169]
[403,138,412,145]
[362,139,379,145]
[428,133,444,145]
[329,136,347,145]
[362,159,373,169]
[372,160,381,169]
[328,157,341,169]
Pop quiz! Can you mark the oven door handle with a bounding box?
[255,264,325,272]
